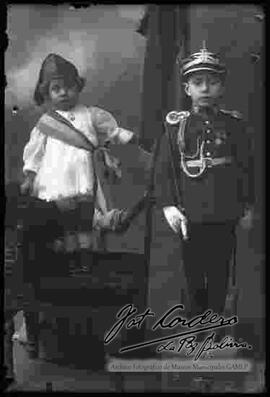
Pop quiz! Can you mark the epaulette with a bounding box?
[219,108,243,120]
[166,110,190,125]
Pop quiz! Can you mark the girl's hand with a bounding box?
[20,178,34,195]
[20,171,36,195]
[114,210,130,234]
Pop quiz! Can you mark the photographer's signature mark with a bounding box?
[104,304,252,359]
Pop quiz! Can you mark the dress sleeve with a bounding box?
[93,208,124,231]
[90,106,134,146]
[23,127,47,175]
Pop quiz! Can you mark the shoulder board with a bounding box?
[166,110,190,125]
[219,109,243,120]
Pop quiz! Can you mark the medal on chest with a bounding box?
[214,130,227,146]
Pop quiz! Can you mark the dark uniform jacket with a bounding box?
[160,106,254,224]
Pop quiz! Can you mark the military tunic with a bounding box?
[165,106,254,223]
[162,105,254,318]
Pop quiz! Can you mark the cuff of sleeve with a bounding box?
[23,166,39,175]
[117,128,134,144]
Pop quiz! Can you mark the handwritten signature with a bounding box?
[104,304,252,358]
[156,332,252,360]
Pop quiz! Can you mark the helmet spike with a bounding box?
[200,41,208,60]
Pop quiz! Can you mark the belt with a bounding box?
[186,156,232,168]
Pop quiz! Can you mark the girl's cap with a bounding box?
[38,53,80,83]
[34,54,85,105]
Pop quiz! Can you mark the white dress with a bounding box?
[23,104,134,207]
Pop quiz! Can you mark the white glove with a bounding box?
[163,206,188,240]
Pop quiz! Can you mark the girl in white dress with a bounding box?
[17,54,156,359]
[21,53,138,252]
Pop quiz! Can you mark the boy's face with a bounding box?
[184,71,224,108]
[47,78,80,111]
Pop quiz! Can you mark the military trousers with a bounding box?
[182,221,237,318]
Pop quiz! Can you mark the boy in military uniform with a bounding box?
[162,44,254,325]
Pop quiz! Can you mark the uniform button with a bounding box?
[206,129,211,134]
[206,152,211,156]
[205,120,210,125]
[206,140,211,144]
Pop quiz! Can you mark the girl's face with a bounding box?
[184,72,224,108]
[47,78,80,111]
